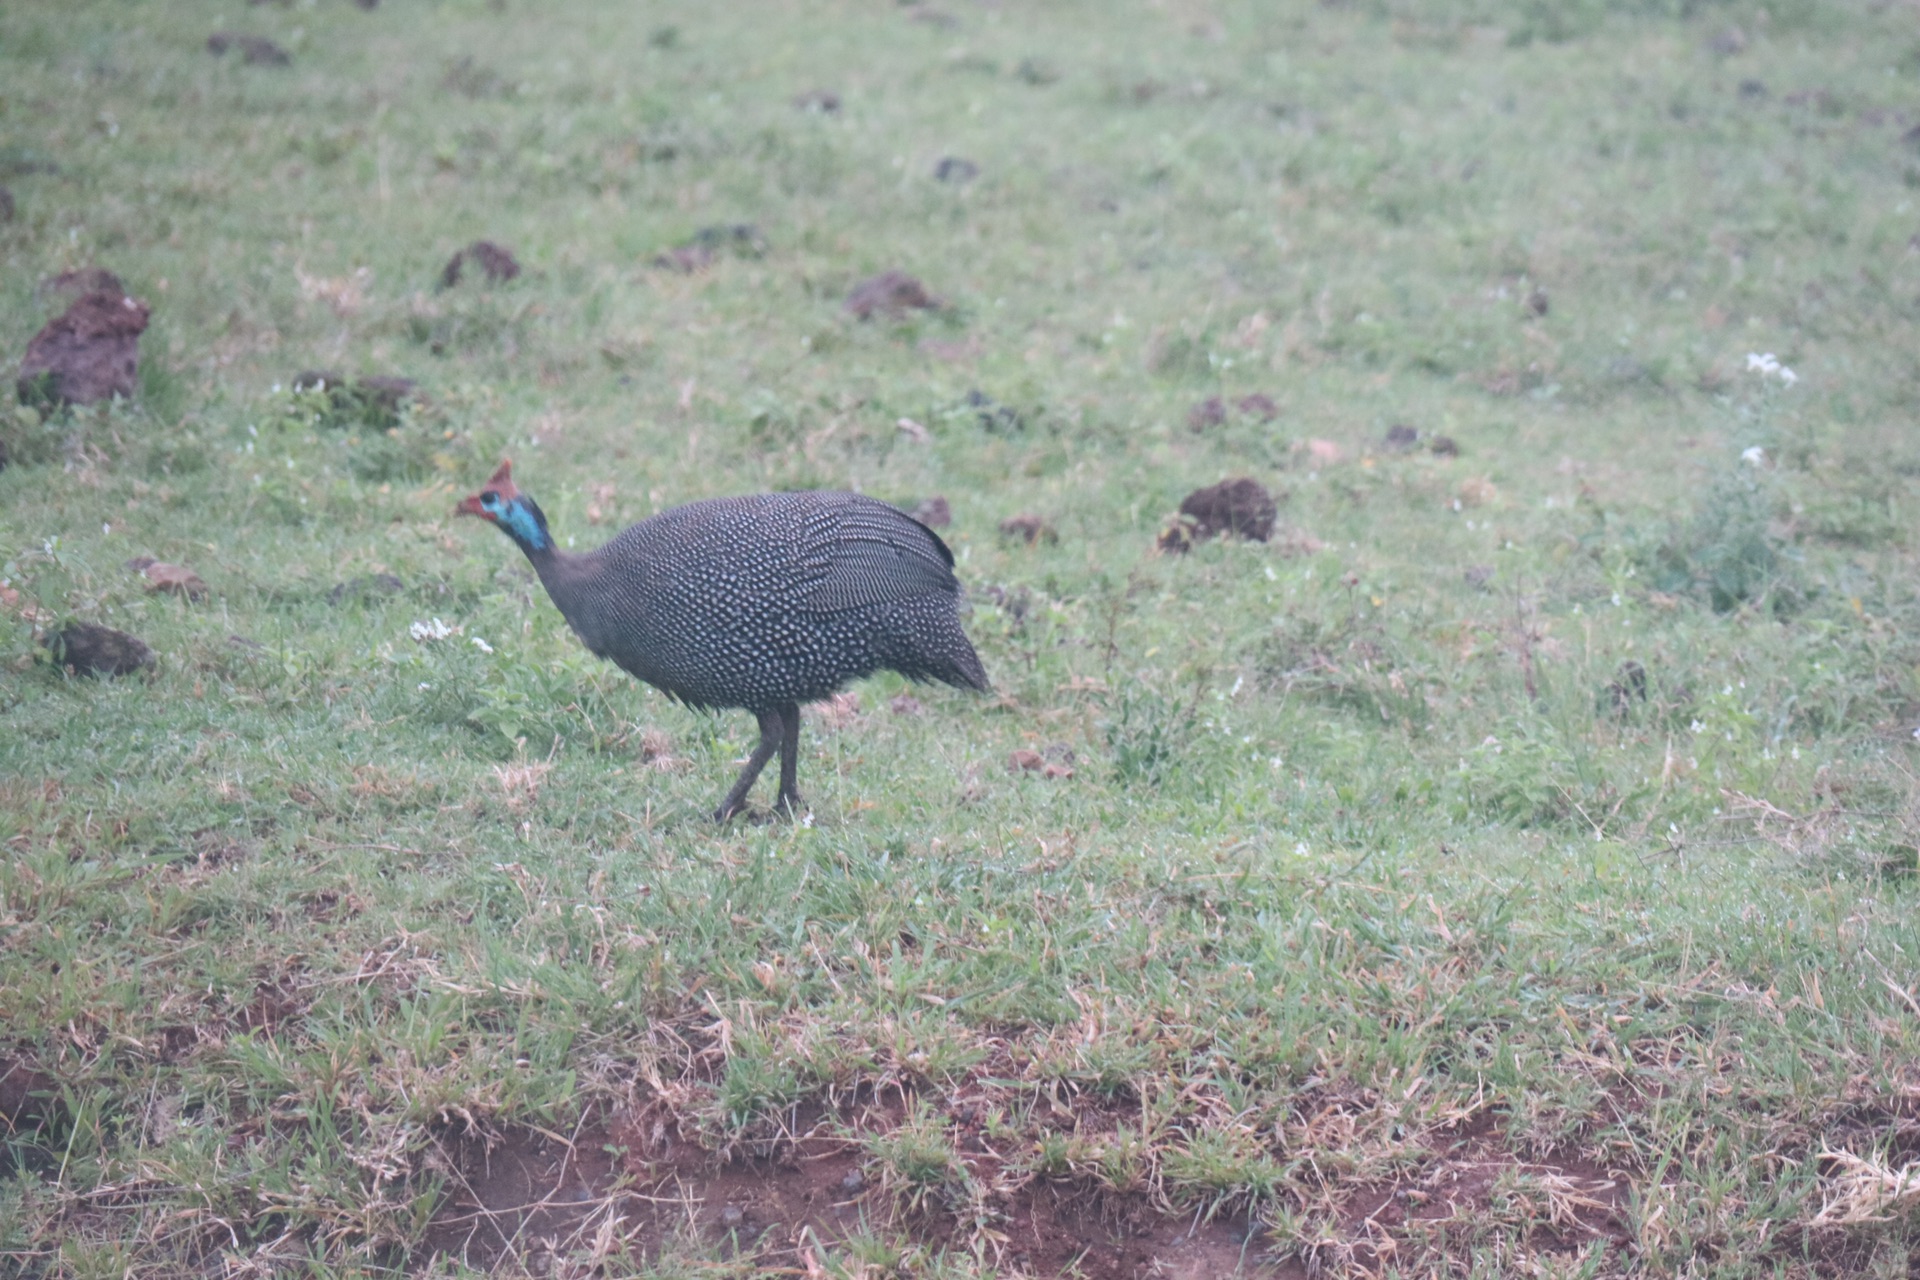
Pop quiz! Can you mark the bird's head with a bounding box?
[456,459,550,552]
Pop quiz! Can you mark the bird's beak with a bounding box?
[455,495,490,520]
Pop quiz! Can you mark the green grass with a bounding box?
[5,0,1920,1275]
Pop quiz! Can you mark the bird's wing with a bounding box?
[793,496,960,613]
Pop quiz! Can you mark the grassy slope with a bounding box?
[4,0,1920,1274]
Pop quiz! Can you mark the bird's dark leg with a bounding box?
[713,707,784,823]
[774,700,804,815]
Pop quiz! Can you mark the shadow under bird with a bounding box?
[456,461,990,820]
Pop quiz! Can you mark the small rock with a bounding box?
[998,513,1056,545]
[1235,392,1279,421]
[1526,287,1550,317]
[441,240,520,288]
[44,622,155,677]
[908,495,951,529]
[840,1168,866,1191]
[17,289,150,407]
[136,560,208,601]
[207,32,291,65]
[846,270,940,319]
[719,1204,745,1227]
[933,156,979,183]
[1383,424,1420,452]
[1187,396,1226,432]
[1429,435,1460,458]
[794,88,841,113]
[1178,477,1277,543]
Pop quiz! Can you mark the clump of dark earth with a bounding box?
[998,513,1057,545]
[934,156,979,183]
[1607,660,1649,715]
[207,32,291,65]
[846,270,940,319]
[17,289,150,407]
[44,622,155,677]
[1160,477,1277,553]
[38,267,124,301]
[0,187,13,223]
[440,240,520,288]
[1187,396,1226,432]
[328,573,406,605]
[1526,287,1550,317]
[654,224,766,273]
[1384,424,1420,452]
[1429,435,1460,457]
[964,388,1022,431]
[794,88,841,113]
[1236,392,1279,420]
[907,495,951,529]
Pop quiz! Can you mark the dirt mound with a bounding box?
[846,270,940,319]
[43,622,155,677]
[1159,478,1277,552]
[1383,424,1420,452]
[207,32,291,65]
[126,557,209,601]
[440,240,520,287]
[17,289,150,406]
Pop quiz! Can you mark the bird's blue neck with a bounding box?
[498,496,552,556]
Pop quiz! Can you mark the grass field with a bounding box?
[6,0,1920,1275]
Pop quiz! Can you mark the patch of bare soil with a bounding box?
[441,240,521,288]
[846,270,941,319]
[17,289,150,406]
[420,1110,1295,1279]
[1325,1123,1630,1273]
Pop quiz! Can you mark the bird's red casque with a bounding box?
[455,459,520,520]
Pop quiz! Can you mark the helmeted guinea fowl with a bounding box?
[456,461,989,820]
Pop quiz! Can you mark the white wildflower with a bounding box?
[1746,352,1798,385]
[470,636,494,654]
[1741,446,1766,466]
[1690,719,1705,734]
[409,617,457,642]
